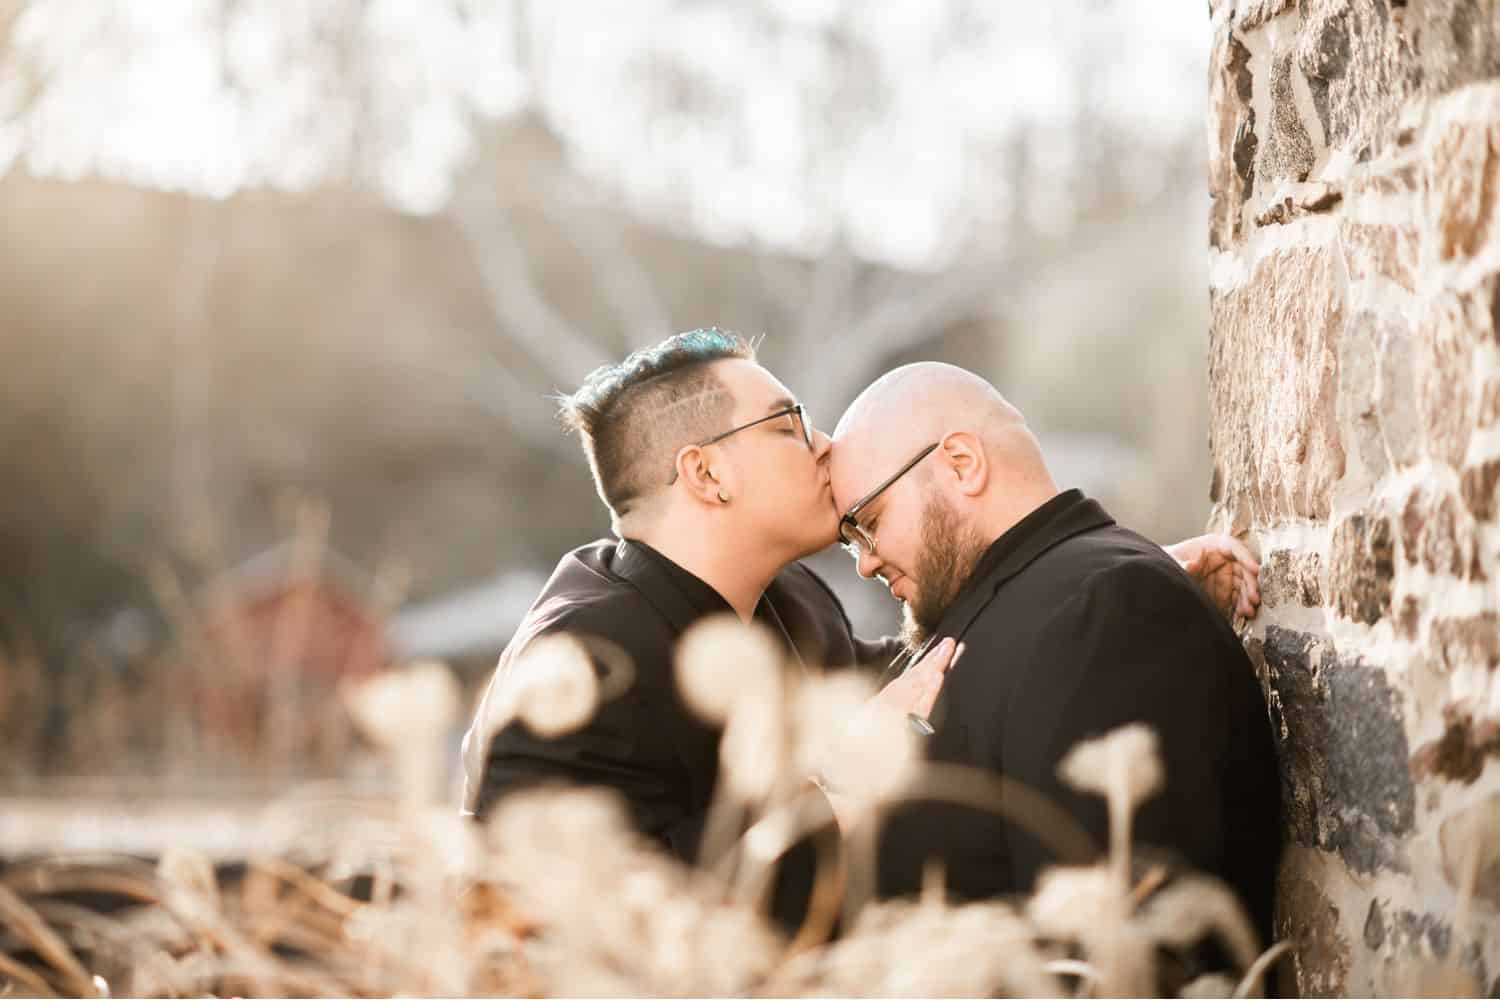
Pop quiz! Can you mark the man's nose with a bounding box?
[812,427,832,461]
[856,546,883,581]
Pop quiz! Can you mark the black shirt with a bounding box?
[875,491,1281,957]
[461,537,898,892]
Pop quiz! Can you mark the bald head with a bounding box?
[830,363,1058,544]
[834,363,1023,457]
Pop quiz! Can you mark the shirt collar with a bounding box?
[614,538,806,669]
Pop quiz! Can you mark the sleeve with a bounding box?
[787,562,904,676]
[992,560,1231,893]
[465,617,703,856]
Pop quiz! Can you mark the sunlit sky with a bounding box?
[0,0,1208,269]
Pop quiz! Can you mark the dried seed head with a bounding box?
[512,635,599,737]
[1180,971,1239,997]
[1028,864,1128,938]
[822,697,919,805]
[1136,874,1259,971]
[343,660,461,746]
[676,615,783,724]
[792,671,875,776]
[1058,722,1164,810]
[487,786,630,860]
[1029,863,1154,996]
[720,695,782,799]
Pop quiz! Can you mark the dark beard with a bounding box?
[899,491,988,653]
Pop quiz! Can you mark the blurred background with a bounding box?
[0,0,1212,794]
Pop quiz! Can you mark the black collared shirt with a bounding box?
[873,490,1281,957]
[462,536,897,843]
[624,539,809,672]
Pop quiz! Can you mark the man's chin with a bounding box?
[899,600,926,652]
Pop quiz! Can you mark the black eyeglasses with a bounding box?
[838,442,940,557]
[667,403,814,484]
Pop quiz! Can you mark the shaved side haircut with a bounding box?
[559,328,756,518]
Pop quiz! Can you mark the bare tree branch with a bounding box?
[448,178,612,388]
[543,177,675,349]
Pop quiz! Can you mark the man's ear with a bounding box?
[939,431,988,496]
[673,445,728,506]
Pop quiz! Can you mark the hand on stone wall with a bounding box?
[1166,533,1261,621]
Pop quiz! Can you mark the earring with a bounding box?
[718,489,730,503]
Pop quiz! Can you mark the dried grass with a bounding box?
[0,616,1423,998]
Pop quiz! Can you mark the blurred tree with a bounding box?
[0,0,1214,754]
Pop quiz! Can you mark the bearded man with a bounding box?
[828,362,1280,955]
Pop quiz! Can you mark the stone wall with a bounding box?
[1207,0,1500,993]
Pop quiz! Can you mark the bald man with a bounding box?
[829,363,1281,966]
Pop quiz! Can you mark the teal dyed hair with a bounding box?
[560,328,757,518]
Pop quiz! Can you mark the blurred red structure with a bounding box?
[181,541,392,776]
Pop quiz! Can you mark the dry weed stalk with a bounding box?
[4,624,1308,998]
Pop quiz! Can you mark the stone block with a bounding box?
[1341,221,1417,293]
[1209,247,1347,521]
[1261,549,1324,607]
[1236,0,1300,31]
[1260,53,1318,184]
[1277,864,1352,997]
[1377,320,1423,467]
[1209,30,1256,248]
[1329,511,1395,624]
[1429,121,1500,262]
[1410,699,1500,784]
[1460,457,1500,521]
[1294,0,1418,158]
[1257,626,1415,873]
[1438,791,1500,906]
[1477,378,1500,426]
[1408,486,1482,579]
[1418,299,1478,470]
[1429,612,1500,673]
[1340,314,1389,486]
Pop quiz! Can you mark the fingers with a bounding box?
[1217,533,1260,572]
[913,636,957,675]
[910,639,962,719]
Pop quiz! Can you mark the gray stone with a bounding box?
[1260,54,1318,184]
[1258,626,1415,873]
[1339,314,1389,487]
[1377,320,1423,467]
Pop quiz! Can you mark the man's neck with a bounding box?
[628,521,783,621]
[978,478,1062,550]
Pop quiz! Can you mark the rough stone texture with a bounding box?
[1210,29,1258,249]
[1261,549,1324,607]
[1255,627,1415,873]
[1208,246,1346,523]
[1277,863,1352,997]
[1261,54,1319,184]
[1209,1,1500,991]
[1327,511,1394,624]
[1410,699,1500,783]
[1438,792,1500,907]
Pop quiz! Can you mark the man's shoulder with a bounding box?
[518,540,671,644]
[970,523,1215,638]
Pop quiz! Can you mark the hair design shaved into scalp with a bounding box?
[558,328,757,518]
